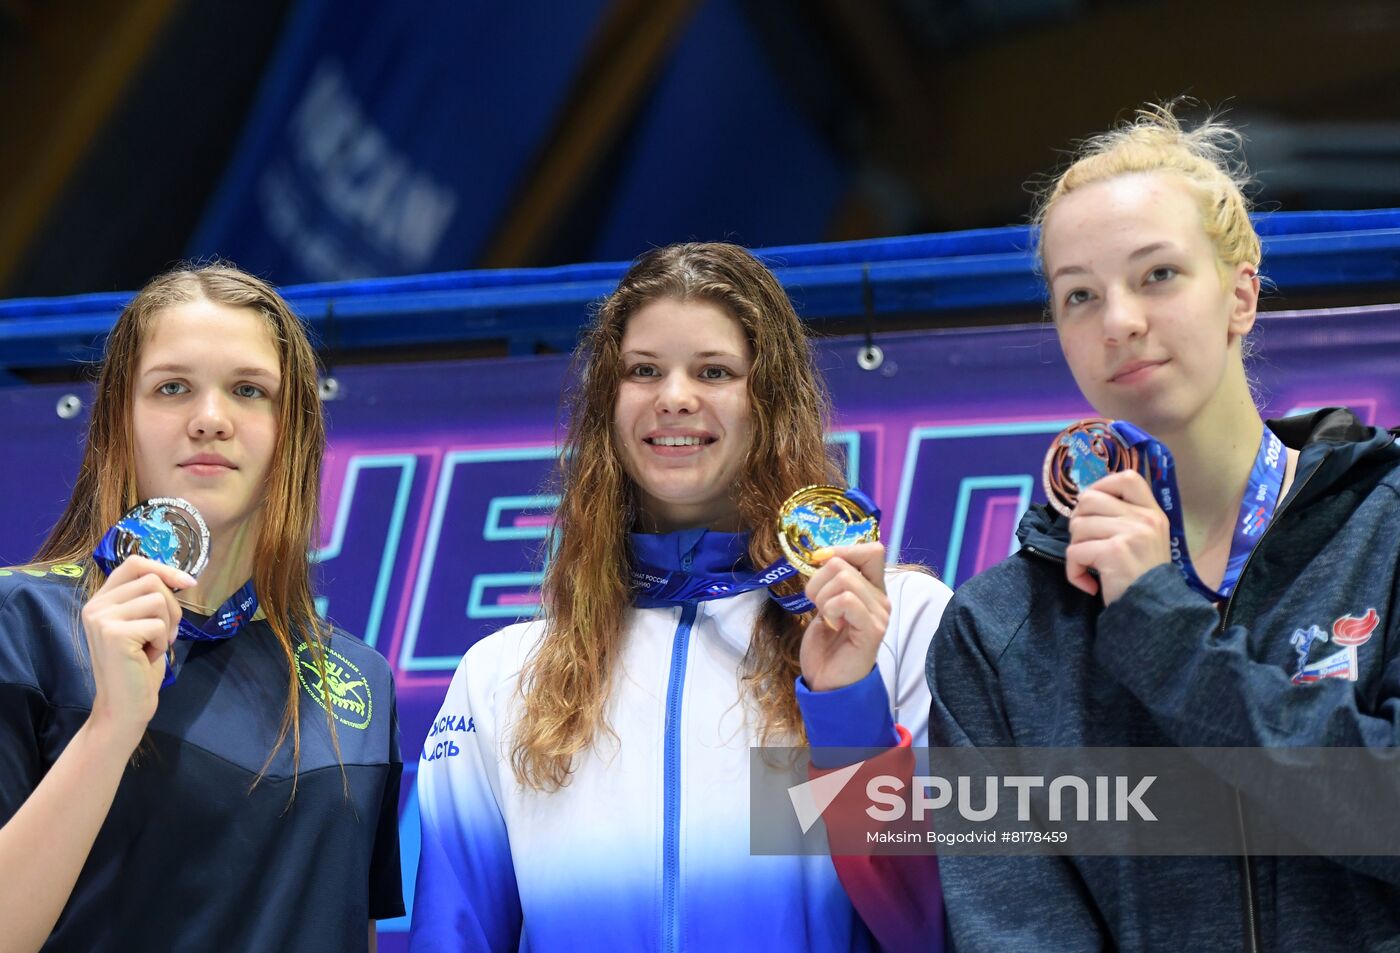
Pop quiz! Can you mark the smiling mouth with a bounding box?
[645,436,715,447]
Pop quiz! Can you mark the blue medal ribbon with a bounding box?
[631,558,813,612]
[629,489,881,615]
[176,580,260,643]
[157,582,259,686]
[1110,421,1286,601]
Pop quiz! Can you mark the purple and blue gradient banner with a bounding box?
[2,306,1397,946]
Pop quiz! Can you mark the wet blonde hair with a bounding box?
[511,242,841,792]
[1034,100,1262,285]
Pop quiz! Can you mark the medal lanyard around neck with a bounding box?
[630,489,882,614]
[1111,421,1286,601]
[156,581,259,686]
[175,580,259,643]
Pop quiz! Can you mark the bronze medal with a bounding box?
[1042,419,1140,517]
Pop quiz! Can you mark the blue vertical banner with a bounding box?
[588,0,848,259]
[190,0,610,282]
[190,0,854,283]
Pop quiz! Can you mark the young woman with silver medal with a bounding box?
[410,243,952,952]
[0,265,403,952]
[927,104,1400,951]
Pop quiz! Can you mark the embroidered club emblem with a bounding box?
[295,642,373,729]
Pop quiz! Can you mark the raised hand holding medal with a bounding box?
[90,497,261,690]
[1046,418,1286,604]
[90,498,210,689]
[81,499,203,745]
[776,485,893,693]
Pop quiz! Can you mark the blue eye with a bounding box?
[700,366,733,381]
[157,381,189,396]
[629,364,659,378]
[1064,289,1094,308]
[234,383,267,399]
[1146,266,1178,284]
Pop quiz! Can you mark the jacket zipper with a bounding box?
[1025,454,1323,953]
[662,602,698,953]
[1217,459,1321,953]
[1019,543,1057,564]
[1234,789,1259,953]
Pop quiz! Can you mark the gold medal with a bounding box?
[1042,419,1140,517]
[777,485,880,576]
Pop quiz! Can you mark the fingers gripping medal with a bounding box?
[93,498,210,686]
[777,485,880,577]
[1042,419,1142,517]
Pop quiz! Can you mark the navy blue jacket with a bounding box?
[0,566,404,952]
[928,409,1400,952]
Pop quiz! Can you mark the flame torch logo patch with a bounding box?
[1291,609,1380,684]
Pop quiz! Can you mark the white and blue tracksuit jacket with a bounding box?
[410,529,951,952]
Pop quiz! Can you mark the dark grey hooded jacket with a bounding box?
[928,409,1400,952]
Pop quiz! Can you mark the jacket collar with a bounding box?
[628,527,752,575]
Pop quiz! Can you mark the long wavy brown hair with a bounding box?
[35,263,339,782]
[513,242,842,791]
